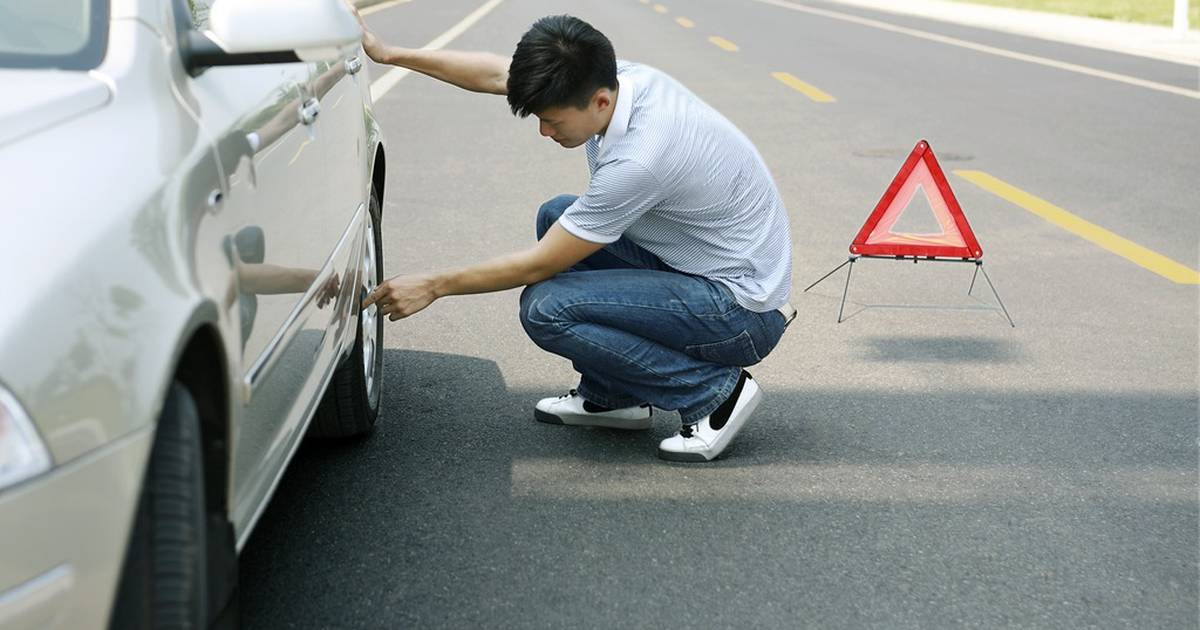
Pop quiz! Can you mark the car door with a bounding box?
[170,0,347,531]
[310,50,369,236]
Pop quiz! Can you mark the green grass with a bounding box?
[948,0,1199,28]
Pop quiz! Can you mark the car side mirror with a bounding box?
[184,0,361,74]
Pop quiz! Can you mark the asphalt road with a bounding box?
[238,1,1200,627]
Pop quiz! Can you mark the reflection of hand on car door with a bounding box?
[238,263,339,308]
[230,226,339,307]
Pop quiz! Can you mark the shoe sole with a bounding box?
[656,449,711,462]
[534,409,565,425]
[534,408,652,430]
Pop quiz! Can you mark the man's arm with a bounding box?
[355,8,509,95]
[363,223,604,320]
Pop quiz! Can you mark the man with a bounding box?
[359,13,795,462]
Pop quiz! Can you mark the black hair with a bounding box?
[506,15,618,118]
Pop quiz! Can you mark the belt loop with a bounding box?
[778,303,797,327]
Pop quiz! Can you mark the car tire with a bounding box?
[310,189,384,438]
[109,382,212,629]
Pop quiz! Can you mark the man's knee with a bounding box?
[536,194,578,240]
[520,278,583,349]
[519,281,556,343]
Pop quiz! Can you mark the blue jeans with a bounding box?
[519,194,789,424]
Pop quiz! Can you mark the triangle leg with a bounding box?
[804,257,855,293]
[837,258,856,323]
[979,264,1015,327]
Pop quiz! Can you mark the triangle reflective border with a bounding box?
[850,140,983,259]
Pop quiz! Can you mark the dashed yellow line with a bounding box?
[654,3,668,13]
[639,0,649,4]
[676,16,695,28]
[287,138,313,166]
[708,36,739,52]
[955,170,1200,285]
[771,71,835,102]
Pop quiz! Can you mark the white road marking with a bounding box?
[370,0,507,102]
[751,0,1200,100]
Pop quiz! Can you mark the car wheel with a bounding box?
[109,382,212,629]
[310,189,384,438]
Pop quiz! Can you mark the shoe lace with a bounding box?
[558,389,578,400]
[679,424,694,438]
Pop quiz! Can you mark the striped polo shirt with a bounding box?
[558,61,793,313]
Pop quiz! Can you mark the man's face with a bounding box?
[534,89,614,148]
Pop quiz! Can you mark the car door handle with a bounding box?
[298,97,320,125]
[345,56,362,75]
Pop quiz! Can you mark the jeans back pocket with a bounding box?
[684,330,763,367]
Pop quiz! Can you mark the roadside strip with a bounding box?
[369,0,506,102]
[955,170,1200,285]
[750,0,1200,100]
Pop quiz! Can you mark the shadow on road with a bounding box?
[238,349,1198,629]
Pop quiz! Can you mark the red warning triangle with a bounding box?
[850,140,983,259]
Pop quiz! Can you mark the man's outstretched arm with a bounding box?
[355,8,509,95]
[363,224,605,320]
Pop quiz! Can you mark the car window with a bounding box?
[0,0,107,69]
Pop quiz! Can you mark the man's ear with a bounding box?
[592,88,613,112]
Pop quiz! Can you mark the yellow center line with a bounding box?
[287,138,313,167]
[359,0,412,16]
[708,36,739,52]
[771,71,836,102]
[955,170,1200,285]
[639,0,650,4]
[676,16,695,28]
[654,4,668,13]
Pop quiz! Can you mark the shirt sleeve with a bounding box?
[558,159,664,244]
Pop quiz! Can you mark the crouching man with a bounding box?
[360,13,795,461]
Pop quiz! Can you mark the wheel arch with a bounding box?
[370,143,386,214]
[172,321,231,517]
[168,310,239,623]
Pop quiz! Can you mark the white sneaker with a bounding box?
[534,390,653,430]
[658,371,761,462]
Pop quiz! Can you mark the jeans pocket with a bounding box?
[752,310,788,358]
[685,330,763,367]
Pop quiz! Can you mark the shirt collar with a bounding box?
[597,75,633,156]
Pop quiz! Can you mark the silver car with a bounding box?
[0,0,386,627]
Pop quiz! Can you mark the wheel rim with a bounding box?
[361,211,381,409]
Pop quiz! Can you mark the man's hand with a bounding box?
[344,1,509,94]
[347,2,388,63]
[363,274,438,320]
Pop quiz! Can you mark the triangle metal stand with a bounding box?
[803,255,1015,327]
